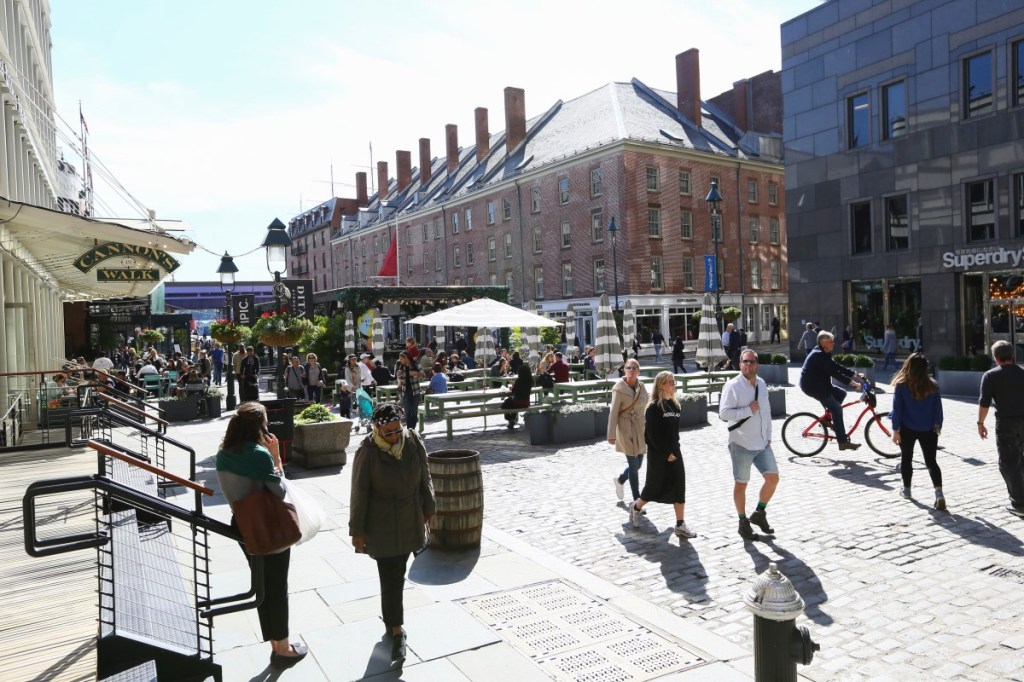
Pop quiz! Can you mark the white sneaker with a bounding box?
[631,500,647,515]
[614,477,624,501]
[674,522,697,539]
[629,504,641,528]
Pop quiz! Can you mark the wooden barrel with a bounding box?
[426,449,483,549]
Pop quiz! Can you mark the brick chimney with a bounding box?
[356,172,368,207]
[396,150,412,193]
[676,48,702,128]
[475,107,490,161]
[732,79,750,132]
[419,137,431,186]
[377,161,388,200]
[504,87,526,152]
[446,124,459,175]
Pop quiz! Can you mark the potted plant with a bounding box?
[767,385,787,418]
[158,391,201,422]
[525,409,554,445]
[552,402,598,443]
[676,391,708,429]
[209,318,251,346]
[835,353,875,384]
[291,402,352,468]
[204,387,223,419]
[936,355,991,397]
[137,328,165,345]
[251,310,315,348]
[757,353,790,385]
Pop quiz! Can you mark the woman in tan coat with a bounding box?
[608,358,648,506]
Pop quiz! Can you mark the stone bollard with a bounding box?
[743,562,819,681]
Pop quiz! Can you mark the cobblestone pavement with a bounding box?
[421,369,1024,681]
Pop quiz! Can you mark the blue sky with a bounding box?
[50,0,822,282]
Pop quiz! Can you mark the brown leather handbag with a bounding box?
[232,489,301,556]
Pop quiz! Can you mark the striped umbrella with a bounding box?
[344,311,355,357]
[694,294,722,371]
[565,305,576,354]
[622,300,636,357]
[435,325,445,355]
[593,294,620,377]
[475,327,496,367]
[524,300,540,365]
[372,310,385,356]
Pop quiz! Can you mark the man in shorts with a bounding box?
[720,348,779,540]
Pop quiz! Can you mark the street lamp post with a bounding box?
[705,181,724,330]
[607,217,620,312]
[261,218,293,400]
[217,252,239,410]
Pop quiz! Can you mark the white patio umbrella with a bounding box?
[372,310,385,356]
[622,300,636,357]
[524,300,540,365]
[593,294,621,377]
[344,311,355,358]
[565,305,576,354]
[475,327,496,367]
[694,294,723,371]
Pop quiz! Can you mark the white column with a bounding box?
[0,254,7,404]
[4,261,18,385]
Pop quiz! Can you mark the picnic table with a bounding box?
[550,379,614,402]
[675,371,738,402]
[419,385,546,438]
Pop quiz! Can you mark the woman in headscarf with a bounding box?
[216,402,307,669]
[349,403,436,662]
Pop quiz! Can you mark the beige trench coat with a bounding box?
[607,377,648,456]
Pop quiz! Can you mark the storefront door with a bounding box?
[989,299,1024,362]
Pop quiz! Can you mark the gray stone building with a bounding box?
[782,0,1024,360]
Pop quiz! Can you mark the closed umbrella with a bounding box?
[565,305,576,356]
[622,300,636,357]
[372,310,385,356]
[524,300,540,365]
[476,327,496,367]
[694,294,722,371]
[344,311,355,358]
[593,294,620,377]
[435,325,446,355]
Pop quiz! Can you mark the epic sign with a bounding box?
[942,246,1024,269]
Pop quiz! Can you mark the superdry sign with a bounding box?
[942,245,1024,269]
[74,242,181,274]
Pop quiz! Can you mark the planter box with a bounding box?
[593,406,610,438]
[937,369,984,397]
[552,411,595,444]
[205,396,222,419]
[158,397,201,422]
[678,397,708,429]
[768,389,787,418]
[759,364,789,386]
[291,418,353,468]
[525,412,552,445]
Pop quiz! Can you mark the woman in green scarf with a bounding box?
[216,402,307,670]
[349,403,436,663]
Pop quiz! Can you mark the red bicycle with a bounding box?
[781,381,899,457]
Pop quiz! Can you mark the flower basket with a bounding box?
[138,329,165,344]
[251,311,314,348]
[210,319,251,345]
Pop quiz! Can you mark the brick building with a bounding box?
[309,49,788,346]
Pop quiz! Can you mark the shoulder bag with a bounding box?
[727,384,758,431]
[232,487,301,556]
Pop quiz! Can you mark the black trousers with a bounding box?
[898,428,942,489]
[232,516,290,641]
[376,553,410,629]
[996,417,1024,506]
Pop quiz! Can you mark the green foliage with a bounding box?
[138,328,165,344]
[295,402,339,424]
[558,401,608,415]
[540,326,561,347]
[771,353,789,365]
[970,355,993,371]
[336,286,510,320]
[938,355,968,371]
[852,355,874,368]
[721,307,742,323]
[300,314,345,369]
[508,328,523,353]
[251,311,315,346]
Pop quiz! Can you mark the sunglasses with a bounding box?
[741,359,759,365]
[380,424,403,438]
[625,366,640,371]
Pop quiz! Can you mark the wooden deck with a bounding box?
[1,446,98,681]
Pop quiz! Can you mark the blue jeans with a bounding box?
[654,347,663,363]
[213,363,222,385]
[883,352,895,370]
[819,387,849,443]
[306,385,322,403]
[617,454,644,501]
[402,393,419,429]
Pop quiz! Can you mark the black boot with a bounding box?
[738,518,756,540]
[749,509,774,534]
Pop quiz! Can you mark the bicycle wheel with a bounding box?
[782,412,829,457]
[865,411,900,458]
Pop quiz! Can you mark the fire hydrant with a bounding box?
[743,562,819,681]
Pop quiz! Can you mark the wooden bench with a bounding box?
[439,403,553,439]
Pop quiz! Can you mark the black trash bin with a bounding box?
[260,398,295,463]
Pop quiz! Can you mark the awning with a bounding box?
[0,197,194,300]
[405,297,562,328]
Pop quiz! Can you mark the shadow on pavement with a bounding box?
[744,539,833,626]
[826,458,899,491]
[914,501,1024,556]
[362,634,399,680]
[408,546,480,585]
[615,529,709,605]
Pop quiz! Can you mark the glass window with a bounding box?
[848,92,870,148]
[592,212,604,242]
[373,235,379,253]
[531,187,541,212]
[768,182,778,206]
[747,180,758,203]
[771,260,781,289]
[769,217,780,244]
[646,166,660,190]
[453,245,461,267]
[682,257,694,289]
[405,226,412,246]
[558,178,570,204]
[750,258,761,289]
[489,273,498,286]
[422,223,428,242]
[504,233,513,258]
[888,279,921,348]
[1014,40,1024,107]
[465,208,473,231]
[591,168,602,197]
[593,259,605,293]
[886,194,909,250]
[561,220,571,248]
[749,216,760,243]
[487,236,496,261]
[535,267,544,299]
[967,179,995,241]
[562,263,573,296]
[650,256,663,290]
[964,51,993,118]
[679,170,691,195]
[434,219,441,239]
[466,242,474,265]
[451,214,459,235]
[435,249,441,271]
[502,197,512,221]
[1015,173,1024,237]
[407,254,412,275]
[423,250,430,274]
[882,80,907,140]
[647,207,661,237]
[851,201,872,254]
[680,210,693,239]
[850,280,885,350]
[533,225,542,253]
[486,202,495,224]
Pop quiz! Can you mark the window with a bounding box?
[423,250,430,274]
[769,217,780,244]
[592,212,604,242]
[531,187,541,212]
[750,258,761,289]
[453,245,461,267]
[535,267,544,299]
[453,278,461,286]
[435,249,441,271]
[465,208,473,231]
[502,197,512,221]
[851,201,872,254]
[466,242,474,265]
[650,256,663,290]
[647,207,661,237]
[486,202,495,224]
[422,223,428,242]
[710,175,720,191]
[847,92,870,148]
[533,225,542,253]
[450,211,459,234]
[562,263,573,296]
[591,168,602,197]
[1014,40,1024,107]
[489,274,498,286]
[561,220,571,248]
[711,214,722,243]
[768,182,778,206]
[882,80,907,140]
[680,210,693,239]
[558,178,569,204]
[885,195,909,250]
[771,260,781,289]
[593,259,605,293]
[682,257,694,290]
[487,236,496,261]
[967,179,995,241]
[373,235,379,253]
[1015,173,1024,237]
[407,255,413,275]
[405,227,412,246]
[504,233,513,258]
[433,219,441,239]
[646,166,660,191]
[679,170,691,195]
[466,276,474,285]
[747,180,758,203]
[964,51,993,118]
[748,217,760,243]
[505,273,514,299]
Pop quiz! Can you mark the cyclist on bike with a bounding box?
[799,330,863,450]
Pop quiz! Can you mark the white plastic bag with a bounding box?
[283,479,327,545]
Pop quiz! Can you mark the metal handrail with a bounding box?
[87,439,212,495]
[94,392,169,430]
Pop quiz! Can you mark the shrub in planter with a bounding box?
[936,355,992,397]
[292,403,351,468]
[525,410,553,445]
[970,355,994,372]
[204,388,223,419]
[676,392,708,428]
[159,394,201,422]
[552,402,599,443]
[757,353,790,385]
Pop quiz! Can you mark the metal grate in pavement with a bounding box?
[462,580,705,681]
[988,566,1024,583]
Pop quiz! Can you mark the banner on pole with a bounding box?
[703,255,717,293]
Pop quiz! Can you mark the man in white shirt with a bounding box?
[91,351,115,373]
[358,353,376,392]
[719,348,778,541]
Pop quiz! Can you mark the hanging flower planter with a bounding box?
[137,328,165,344]
[209,319,250,345]
[251,311,314,348]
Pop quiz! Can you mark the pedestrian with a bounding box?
[720,349,778,540]
[284,356,305,399]
[349,403,435,663]
[770,316,781,344]
[797,322,816,355]
[882,324,898,370]
[609,358,648,508]
[651,329,666,364]
[840,324,854,351]
[211,342,224,385]
[501,364,534,428]
[977,340,1024,516]
[394,351,423,430]
[304,353,326,403]
[629,372,696,538]
[891,353,945,508]
[671,335,687,374]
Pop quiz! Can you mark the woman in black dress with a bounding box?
[629,371,696,538]
[502,365,534,428]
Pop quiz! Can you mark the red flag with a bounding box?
[378,231,397,277]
